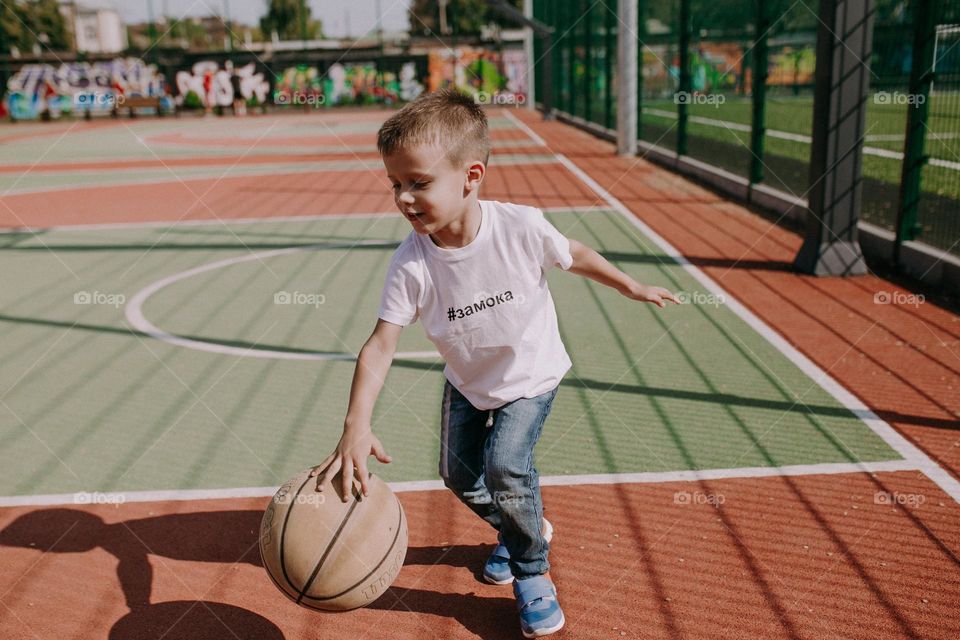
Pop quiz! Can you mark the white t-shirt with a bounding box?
[377,199,573,410]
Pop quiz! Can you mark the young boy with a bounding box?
[311,88,678,637]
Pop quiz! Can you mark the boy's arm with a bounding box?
[567,239,680,307]
[311,318,403,499]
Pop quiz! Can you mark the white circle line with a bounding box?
[124,243,441,361]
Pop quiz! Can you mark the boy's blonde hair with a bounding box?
[377,88,490,167]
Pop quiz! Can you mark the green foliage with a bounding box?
[260,0,322,40]
[0,0,72,54]
[409,0,524,37]
[183,90,203,109]
[164,17,212,49]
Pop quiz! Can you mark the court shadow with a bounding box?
[1,508,515,638]
[403,542,494,584]
[0,508,264,610]
[367,586,516,639]
[109,600,284,640]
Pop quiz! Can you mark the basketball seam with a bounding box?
[276,473,355,600]
[296,482,363,604]
[277,476,316,596]
[300,495,405,602]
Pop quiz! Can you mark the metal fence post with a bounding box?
[618,0,638,155]
[637,0,645,144]
[749,0,770,185]
[584,0,593,122]
[894,0,934,265]
[604,0,614,130]
[793,0,873,276]
[677,0,691,156]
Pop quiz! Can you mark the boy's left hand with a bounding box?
[625,283,681,308]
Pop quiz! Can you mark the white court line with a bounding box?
[0,459,921,507]
[505,109,960,503]
[124,242,442,362]
[0,153,560,198]
[0,206,609,235]
[119,206,606,361]
[643,107,960,171]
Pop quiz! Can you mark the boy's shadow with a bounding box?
[0,508,518,639]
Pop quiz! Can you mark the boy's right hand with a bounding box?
[309,426,392,501]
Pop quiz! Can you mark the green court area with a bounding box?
[0,208,901,497]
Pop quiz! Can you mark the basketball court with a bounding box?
[0,107,958,639]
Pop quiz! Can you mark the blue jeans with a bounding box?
[438,379,558,579]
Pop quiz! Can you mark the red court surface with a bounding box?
[1,473,957,639]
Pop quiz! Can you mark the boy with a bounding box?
[312,89,678,637]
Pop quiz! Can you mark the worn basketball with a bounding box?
[259,468,407,611]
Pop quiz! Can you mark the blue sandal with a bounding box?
[514,574,565,638]
[483,518,553,585]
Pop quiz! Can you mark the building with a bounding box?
[59,1,128,54]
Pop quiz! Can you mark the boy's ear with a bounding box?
[464,160,485,193]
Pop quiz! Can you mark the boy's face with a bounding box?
[383,143,481,235]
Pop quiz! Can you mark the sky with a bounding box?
[112,0,412,39]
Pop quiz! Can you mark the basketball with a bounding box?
[259,468,408,611]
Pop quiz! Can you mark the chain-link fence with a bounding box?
[534,0,960,258]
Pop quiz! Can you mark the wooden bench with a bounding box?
[110,95,169,119]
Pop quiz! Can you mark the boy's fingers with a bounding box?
[340,460,354,502]
[372,441,392,464]
[310,454,335,477]
[357,463,369,496]
[314,459,340,491]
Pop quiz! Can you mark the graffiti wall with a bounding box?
[4,58,166,120]
[320,60,425,107]
[271,60,425,108]
[174,61,270,108]
[428,47,528,104]
[273,64,323,107]
[768,46,815,88]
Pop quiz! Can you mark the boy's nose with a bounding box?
[397,190,415,206]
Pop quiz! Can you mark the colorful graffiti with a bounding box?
[641,41,816,98]
[4,58,167,121]
[320,61,425,107]
[768,46,815,88]
[427,47,528,104]
[273,64,323,107]
[174,61,269,108]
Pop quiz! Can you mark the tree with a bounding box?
[260,0,322,41]
[0,0,72,54]
[409,0,523,37]
[0,2,27,54]
[25,0,72,51]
